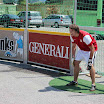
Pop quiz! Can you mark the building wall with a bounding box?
[0,4,16,15]
[0,0,3,4]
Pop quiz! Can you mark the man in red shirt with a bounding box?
[66,24,97,91]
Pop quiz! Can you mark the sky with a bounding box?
[40,0,46,2]
[30,0,46,3]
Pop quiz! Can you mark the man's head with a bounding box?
[69,24,79,37]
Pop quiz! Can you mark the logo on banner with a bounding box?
[0,32,23,58]
[29,42,69,59]
[0,37,14,51]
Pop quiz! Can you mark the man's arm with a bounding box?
[88,44,95,59]
[87,44,95,70]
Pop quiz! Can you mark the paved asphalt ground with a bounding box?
[0,60,104,104]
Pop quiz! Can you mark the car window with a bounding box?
[18,11,41,17]
[50,15,54,19]
[22,12,25,16]
[69,15,72,19]
[51,16,55,19]
[3,15,8,19]
[18,12,25,17]
[54,16,60,19]
[19,12,30,17]
[30,12,41,16]
[9,15,19,18]
[17,13,21,17]
[61,15,70,19]
[46,16,51,19]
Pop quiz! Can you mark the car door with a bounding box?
[51,15,59,26]
[50,15,56,26]
[18,12,25,21]
[44,15,52,26]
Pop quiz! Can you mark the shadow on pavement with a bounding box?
[0,60,69,78]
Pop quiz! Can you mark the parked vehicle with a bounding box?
[17,11,42,28]
[68,15,73,24]
[3,0,19,4]
[0,14,23,28]
[42,14,72,28]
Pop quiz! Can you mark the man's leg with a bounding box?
[89,65,96,91]
[66,60,81,86]
[73,60,81,82]
[90,65,95,85]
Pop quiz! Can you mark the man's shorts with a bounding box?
[75,50,97,65]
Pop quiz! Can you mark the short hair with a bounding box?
[69,24,80,33]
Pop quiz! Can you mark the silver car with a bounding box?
[17,11,42,28]
[42,14,72,28]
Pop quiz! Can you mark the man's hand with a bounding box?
[87,58,92,70]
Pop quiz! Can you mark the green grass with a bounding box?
[49,76,104,94]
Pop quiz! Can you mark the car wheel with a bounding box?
[54,22,59,28]
[36,25,40,28]
[66,26,68,28]
[4,22,8,28]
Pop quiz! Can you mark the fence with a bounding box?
[0,0,104,75]
[74,0,104,75]
[78,26,104,75]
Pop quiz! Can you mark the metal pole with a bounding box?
[69,0,77,75]
[94,32,97,40]
[23,0,28,64]
[26,0,28,30]
[69,40,74,76]
[74,0,77,24]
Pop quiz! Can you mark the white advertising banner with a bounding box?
[0,29,24,61]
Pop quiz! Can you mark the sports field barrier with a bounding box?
[0,0,104,76]
[0,26,104,76]
[0,28,74,75]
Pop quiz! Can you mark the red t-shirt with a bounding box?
[70,30,97,51]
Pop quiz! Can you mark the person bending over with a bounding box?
[67,24,97,91]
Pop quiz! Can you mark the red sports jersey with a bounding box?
[70,30,97,51]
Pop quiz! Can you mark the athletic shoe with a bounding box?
[66,81,78,86]
[90,84,96,91]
